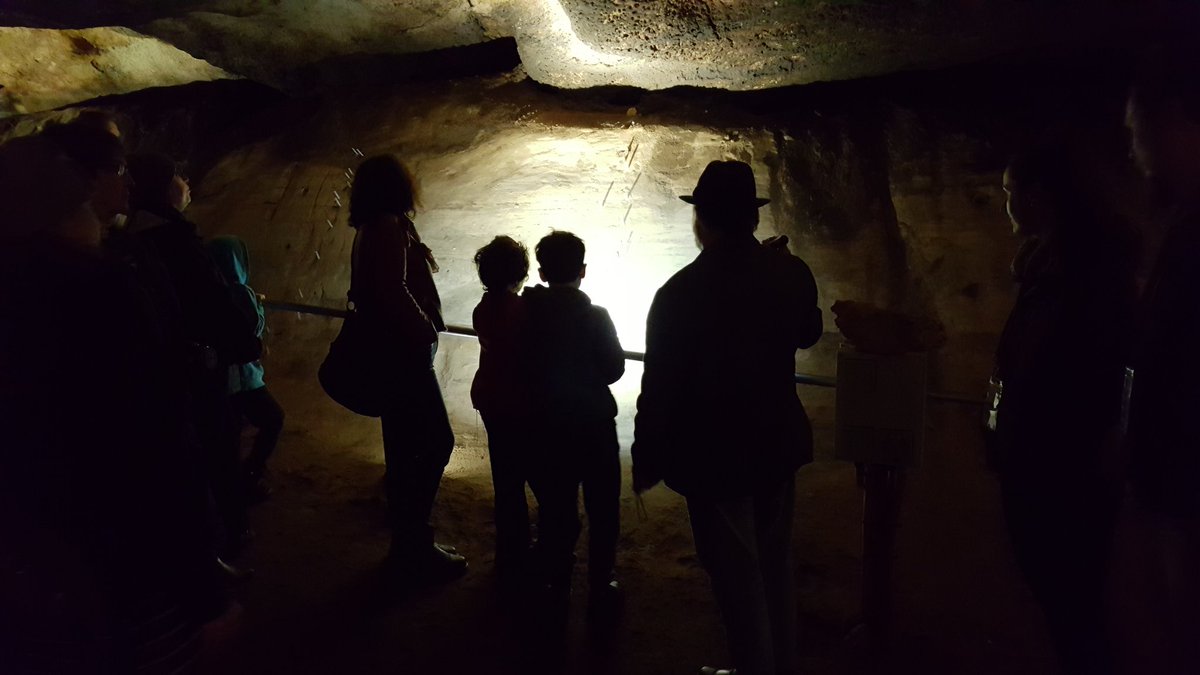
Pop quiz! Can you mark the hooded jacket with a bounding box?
[124,206,261,368]
[207,236,266,394]
[521,284,625,422]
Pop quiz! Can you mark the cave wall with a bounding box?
[1,61,1138,453]
[120,63,1129,451]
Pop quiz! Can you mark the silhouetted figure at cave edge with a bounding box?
[1119,42,1200,675]
[0,134,230,674]
[471,235,535,589]
[521,230,625,617]
[124,152,262,563]
[633,160,823,675]
[991,138,1136,675]
[348,154,467,584]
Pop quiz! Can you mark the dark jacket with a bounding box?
[0,238,222,667]
[351,215,444,363]
[633,237,822,498]
[521,284,625,422]
[472,290,527,417]
[993,235,1135,487]
[1128,211,1200,517]
[125,206,261,368]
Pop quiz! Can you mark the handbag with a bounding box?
[319,307,388,417]
[319,232,390,417]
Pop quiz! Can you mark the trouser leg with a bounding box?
[688,493,775,675]
[382,368,455,552]
[757,476,798,674]
[482,412,531,565]
[529,419,582,589]
[193,379,244,556]
[581,420,621,588]
[234,387,284,477]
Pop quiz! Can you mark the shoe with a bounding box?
[385,544,468,585]
[216,557,255,585]
[698,668,737,675]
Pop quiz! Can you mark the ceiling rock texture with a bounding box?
[0,0,1168,116]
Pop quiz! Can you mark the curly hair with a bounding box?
[349,155,419,229]
[474,235,529,291]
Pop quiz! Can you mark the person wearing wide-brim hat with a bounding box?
[633,159,823,675]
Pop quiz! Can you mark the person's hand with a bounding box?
[632,464,660,494]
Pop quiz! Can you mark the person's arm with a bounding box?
[632,289,675,492]
[593,307,626,385]
[792,257,823,349]
[365,217,437,344]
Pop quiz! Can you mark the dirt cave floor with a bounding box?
[197,337,1057,675]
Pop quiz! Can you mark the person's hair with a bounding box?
[535,230,586,283]
[40,121,124,178]
[349,155,419,229]
[695,202,759,236]
[127,152,179,211]
[0,135,94,243]
[474,235,529,291]
[1132,42,1200,123]
[1007,136,1139,282]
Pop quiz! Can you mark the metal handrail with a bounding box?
[264,300,982,406]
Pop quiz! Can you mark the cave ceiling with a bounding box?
[0,1,1178,116]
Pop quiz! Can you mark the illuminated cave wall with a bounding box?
[171,68,1139,453]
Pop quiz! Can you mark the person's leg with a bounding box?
[482,412,531,571]
[755,476,797,675]
[581,419,621,590]
[382,368,456,556]
[236,387,284,479]
[527,418,582,591]
[688,495,775,675]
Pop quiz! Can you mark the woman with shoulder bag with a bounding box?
[345,155,466,584]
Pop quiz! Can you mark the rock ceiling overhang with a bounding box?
[0,1,1187,116]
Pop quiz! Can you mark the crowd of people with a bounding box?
[2,43,1200,675]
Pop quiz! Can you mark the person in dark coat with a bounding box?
[471,235,533,584]
[992,139,1136,675]
[207,235,286,502]
[348,155,466,583]
[1120,43,1200,674]
[123,153,262,560]
[522,231,626,608]
[0,135,228,674]
[632,160,822,675]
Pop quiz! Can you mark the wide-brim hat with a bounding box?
[679,160,770,208]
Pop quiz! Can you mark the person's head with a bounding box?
[349,155,419,229]
[680,160,769,248]
[535,231,586,286]
[41,121,129,223]
[128,153,190,213]
[0,135,102,247]
[1002,142,1073,237]
[1127,43,1200,200]
[72,109,121,138]
[474,235,529,292]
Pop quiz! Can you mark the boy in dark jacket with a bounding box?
[522,231,625,609]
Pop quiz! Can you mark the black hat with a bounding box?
[679,160,770,208]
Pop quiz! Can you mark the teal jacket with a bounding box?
[206,236,266,393]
